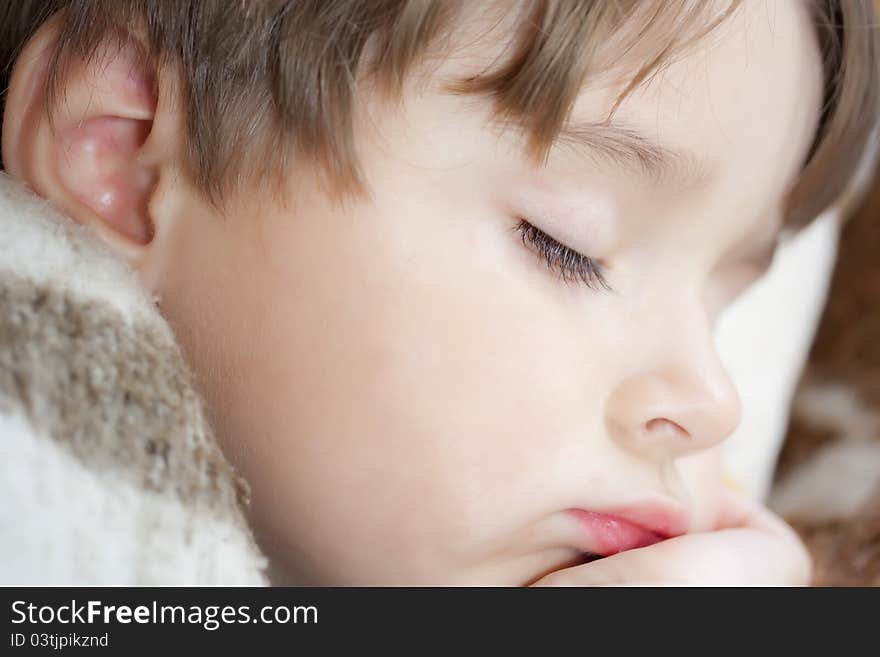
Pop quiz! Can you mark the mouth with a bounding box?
[565,503,690,559]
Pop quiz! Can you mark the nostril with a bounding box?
[645,417,691,439]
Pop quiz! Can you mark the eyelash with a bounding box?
[513,219,612,292]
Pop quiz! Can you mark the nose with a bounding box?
[604,310,742,461]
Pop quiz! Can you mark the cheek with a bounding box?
[212,191,612,580]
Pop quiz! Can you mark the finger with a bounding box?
[717,489,809,550]
[532,524,812,586]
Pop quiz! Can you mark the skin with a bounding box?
[3,0,819,585]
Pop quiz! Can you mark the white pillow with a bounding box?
[716,208,839,501]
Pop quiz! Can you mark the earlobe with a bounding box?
[2,17,160,261]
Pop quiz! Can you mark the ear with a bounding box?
[2,17,163,275]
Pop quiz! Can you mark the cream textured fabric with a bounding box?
[0,175,267,585]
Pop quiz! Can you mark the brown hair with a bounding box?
[1,0,878,228]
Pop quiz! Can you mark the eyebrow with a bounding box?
[552,119,713,192]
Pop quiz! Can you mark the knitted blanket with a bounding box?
[0,174,267,585]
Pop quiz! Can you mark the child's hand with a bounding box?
[531,492,812,586]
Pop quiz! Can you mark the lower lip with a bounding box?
[566,509,665,556]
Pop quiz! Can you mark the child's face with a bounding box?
[155,0,822,584]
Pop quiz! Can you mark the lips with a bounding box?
[566,503,690,557]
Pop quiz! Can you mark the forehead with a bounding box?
[425,1,824,238]
[567,0,824,229]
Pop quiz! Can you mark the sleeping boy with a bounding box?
[1,0,878,584]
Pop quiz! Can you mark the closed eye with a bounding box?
[513,219,612,292]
